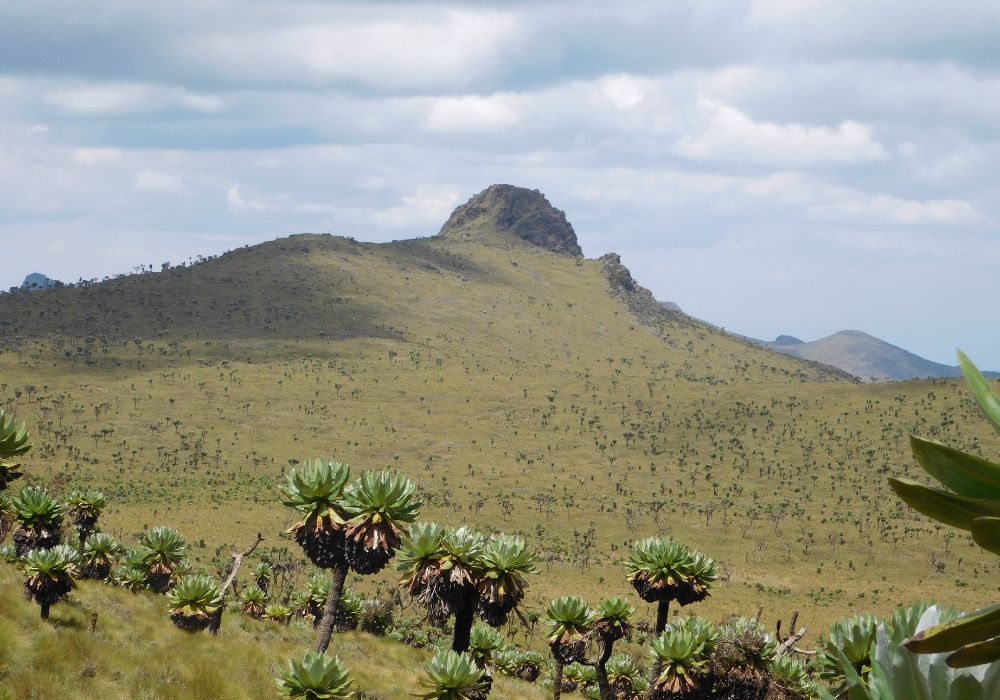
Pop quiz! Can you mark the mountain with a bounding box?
[438,184,583,257]
[762,330,990,381]
[20,272,61,290]
[2,183,997,680]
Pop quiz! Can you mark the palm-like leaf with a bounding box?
[397,524,483,622]
[475,533,537,626]
[264,603,291,623]
[275,651,353,699]
[22,544,79,618]
[340,469,421,574]
[594,595,634,642]
[417,650,489,700]
[890,352,1000,665]
[282,459,350,569]
[137,525,186,592]
[0,406,31,490]
[545,595,592,664]
[468,625,504,668]
[114,565,148,592]
[649,627,709,694]
[10,486,65,556]
[769,654,816,697]
[818,612,877,693]
[81,532,122,579]
[239,584,268,619]
[167,573,222,631]
[626,537,717,607]
[66,489,106,534]
[605,653,642,692]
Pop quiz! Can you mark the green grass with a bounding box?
[0,563,546,699]
[0,231,996,652]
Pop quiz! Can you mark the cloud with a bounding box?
[226,184,271,212]
[371,186,461,230]
[677,99,889,166]
[46,82,224,115]
[72,148,123,165]
[182,9,522,91]
[809,194,982,226]
[135,170,190,195]
[425,95,519,133]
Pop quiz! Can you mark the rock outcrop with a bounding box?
[599,253,669,327]
[438,185,583,257]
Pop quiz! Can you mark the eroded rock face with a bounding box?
[438,184,583,257]
[600,253,665,327]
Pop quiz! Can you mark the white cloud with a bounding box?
[135,170,190,195]
[371,186,461,229]
[226,184,271,212]
[46,82,224,115]
[809,194,982,226]
[600,74,646,109]
[184,9,522,91]
[677,99,889,166]
[73,148,123,165]
[425,95,519,133]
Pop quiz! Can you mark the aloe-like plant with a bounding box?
[10,486,65,557]
[0,543,16,563]
[239,584,268,619]
[282,458,350,569]
[817,613,877,694]
[112,564,148,592]
[417,650,490,700]
[275,650,353,699]
[81,532,122,580]
[625,537,718,634]
[167,574,223,632]
[264,603,291,624]
[817,603,1000,700]
[0,406,31,491]
[397,523,483,629]
[0,491,13,545]
[334,587,364,632]
[475,533,538,627]
[340,469,421,574]
[65,489,106,552]
[397,524,535,654]
[137,525,186,593]
[22,544,79,619]
[546,595,593,663]
[769,654,816,698]
[648,626,710,695]
[469,624,504,670]
[888,351,1000,666]
[605,653,643,697]
[251,560,271,592]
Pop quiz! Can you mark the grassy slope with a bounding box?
[0,232,997,683]
[0,564,545,699]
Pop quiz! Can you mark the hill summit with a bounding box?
[437,184,583,257]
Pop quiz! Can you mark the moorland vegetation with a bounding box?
[1,186,999,697]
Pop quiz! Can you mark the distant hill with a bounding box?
[762,330,997,381]
[20,272,61,290]
[656,301,991,381]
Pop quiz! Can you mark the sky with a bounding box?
[0,0,998,369]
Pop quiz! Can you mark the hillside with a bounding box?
[1,184,997,677]
[0,563,544,699]
[762,330,975,382]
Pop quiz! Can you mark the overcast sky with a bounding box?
[1,1,998,368]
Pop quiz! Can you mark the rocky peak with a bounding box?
[437,184,583,257]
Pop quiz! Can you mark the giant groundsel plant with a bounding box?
[889,351,1000,667]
